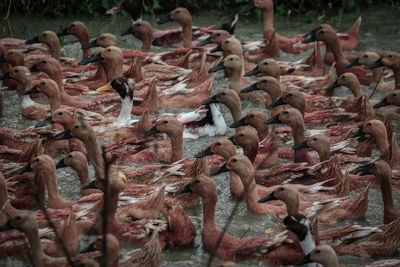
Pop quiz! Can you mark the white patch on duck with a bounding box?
[21,95,35,108]
[161,79,193,95]
[342,226,382,240]
[243,40,264,51]
[296,218,318,267]
[115,92,134,127]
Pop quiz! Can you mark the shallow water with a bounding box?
[1,6,400,267]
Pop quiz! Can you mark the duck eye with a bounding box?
[313,138,317,141]
[43,60,47,64]
[250,114,255,118]
[320,30,325,34]
[232,159,237,162]
[217,142,221,146]
[137,23,141,27]
[164,120,168,124]
[195,180,200,183]
[100,37,105,40]
[216,33,221,36]
[15,216,22,220]
[35,158,40,162]
[68,154,72,158]
[107,49,111,52]
[393,93,397,97]
[367,122,372,126]
[364,54,368,58]
[263,62,268,65]
[287,93,292,97]
[226,40,230,44]
[316,250,320,253]
[15,69,19,73]
[388,54,393,58]
[279,187,285,191]
[176,10,180,13]
[229,58,233,61]
[9,52,13,55]
[222,92,226,95]
[58,112,63,115]
[283,111,289,115]
[239,134,244,137]
[71,24,75,27]
[42,81,46,85]
[43,33,47,37]
[75,125,79,129]
[342,75,346,79]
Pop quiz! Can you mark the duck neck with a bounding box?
[291,122,305,145]
[267,85,282,102]
[317,147,331,162]
[242,141,258,163]
[116,97,133,125]
[48,93,61,112]
[229,69,243,92]
[379,172,395,220]
[141,34,153,52]
[285,196,300,215]
[182,22,192,49]
[169,130,183,163]
[26,225,46,264]
[44,165,63,205]
[242,175,259,205]
[347,82,363,98]
[226,102,242,122]
[76,31,92,59]
[104,60,123,82]
[202,191,218,231]
[49,69,67,95]
[85,133,105,180]
[372,66,385,84]
[262,8,274,31]
[75,162,90,185]
[48,42,61,62]
[254,121,269,141]
[105,187,120,224]
[325,37,348,66]
[376,136,390,159]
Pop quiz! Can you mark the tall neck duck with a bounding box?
[124,20,154,52]
[25,31,61,62]
[365,51,400,90]
[56,21,92,60]
[230,111,269,141]
[24,79,61,112]
[201,89,242,122]
[303,24,372,85]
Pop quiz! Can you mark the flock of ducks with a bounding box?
[0,0,400,266]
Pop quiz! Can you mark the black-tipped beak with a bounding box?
[56,28,69,37]
[157,13,172,24]
[240,2,256,13]
[194,146,214,158]
[81,180,97,190]
[210,45,223,53]
[78,53,103,65]
[0,72,10,80]
[80,242,96,253]
[24,85,39,95]
[0,221,14,232]
[175,184,192,195]
[208,61,225,73]
[365,58,383,70]
[373,98,389,109]
[35,116,55,128]
[18,164,33,174]
[211,163,228,176]
[303,29,315,38]
[350,127,365,138]
[241,82,259,93]
[29,64,39,73]
[294,253,313,266]
[0,55,5,63]
[359,168,372,176]
[292,140,309,150]
[345,57,361,68]
[230,117,247,128]
[200,95,218,105]
[55,158,67,169]
[258,192,277,203]
[244,66,261,77]
[265,115,281,124]
[196,36,213,46]
[228,135,236,144]
[25,36,40,45]
[325,80,340,92]
[302,32,316,44]
[81,39,98,50]
[55,130,73,140]
[141,125,160,138]
[270,97,286,108]
[121,26,133,36]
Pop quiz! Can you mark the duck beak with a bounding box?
[210,45,223,53]
[208,61,225,73]
[81,180,97,190]
[35,116,55,128]
[345,57,361,68]
[230,117,247,128]
[294,253,313,266]
[24,85,39,95]
[373,97,389,109]
[292,140,309,150]
[240,1,256,13]
[270,97,286,108]
[211,163,229,176]
[25,36,40,44]
[325,80,340,92]
[228,135,236,144]
[241,82,259,93]
[201,95,218,105]
[196,36,213,46]
[55,158,67,169]
[350,127,365,138]
[56,28,69,37]
[302,31,316,43]
[96,82,112,92]
[78,53,103,65]
[80,242,96,253]
[29,64,39,73]
[81,39,98,50]
[359,168,372,176]
[0,72,10,80]
[18,164,33,174]
[55,130,73,140]
[258,192,277,203]
[157,13,172,24]
[121,26,133,36]
[0,221,14,232]
[244,66,260,77]
[303,29,315,38]
[0,55,5,62]
[365,58,383,70]
[194,146,214,158]
[141,125,160,138]
[175,184,192,195]
[264,115,281,124]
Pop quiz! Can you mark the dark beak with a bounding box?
[373,98,389,109]
[210,45,223,53]
[303,29,315,38]
[258,192,277,203]
[0,55,5,62]
[365,58,383,70]
[35,116,55,128]
[240,2,256,13]
[55,130,73,140]
[121,26,133,36]
[0,221,14,232]
[56,28,69,37]
[228,135,236,144]
[157,13,172,24]
[29,64,39,73]
[141,125,160,138]
[81,39,98,50]
[194,146,214,158]
[80,242,96,253]
[18,164,33,174]
[270,97,286,108]
[196,36,213,46]
[265,115,281,124]
[200,95,218,105]
[55,158,67,169]
[345,57,361,68]
[24,85,39,95]
[241,82,259,93]
[292,140,309,150]
[244,66,260,77]
[211,163,228,176]
[230,117,247,128]
[208,61,225,73]
[302,31,316,44]
[25,36,40,44]
[325,80,340,92]
[294,253,313,266]
[81,180,97,190]
[78,53,104,65]
[0,72,10,80]
[359,168,372,176]
[175,184,192,195]
[350,127,365,138]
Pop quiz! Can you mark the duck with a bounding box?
[229,111,269,141]
[365,51,400,90]
[201,89,243,122]
[25,31,61,62]
[56,21,92,60]
[0,44,17,89]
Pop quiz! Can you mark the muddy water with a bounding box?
[1,7,400,266]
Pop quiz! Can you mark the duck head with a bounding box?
[351,119,386,140]
[57,21,88,38]
[201,88,240,106]
[270,90,304,113]
[18,155,55,178]
[197,30,231,46]
[221,37,243,57]
[30,57,60,77]
[3,49,24,66]
[346,51,381,68]
[175,174,217,203]
[248,58,281,78]
[265,108,302,126]
[326,72,362,97]
[157,7,192,26]
[25,79,59,98]
[82,33,118,50]
[295,245,338,266]
[302,24,337,45]
[226,154,254,183]
[258,185,299,206]
[41,109,75,129]
[365,52,400,70]
[294,134,330,162]
[26,31,60,61]
[209,55,242,73]
[56,119,94,142]
[242,76,280,98]
[194,139,236,160]
[362,159,391,180]
[0,66,32,94]
[97,77,134,100]
[374,90,400,109]
[141,117,183,138]
[56,151,87,170]
[123,20,154,52]
[230,111,267,128]
[8,211,38,234]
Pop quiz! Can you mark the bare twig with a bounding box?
[369,70,384,99]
